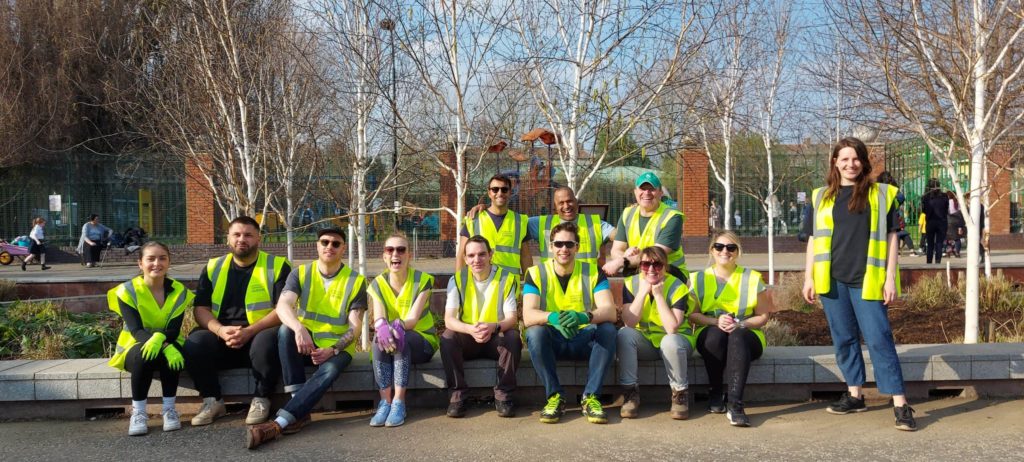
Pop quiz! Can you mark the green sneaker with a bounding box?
[539,393,565,424]
[581,394,608,424]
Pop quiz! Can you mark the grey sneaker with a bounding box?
[191,397,227,426]
[246,397,271,425]
[162,408,181,432]
[128,409,149,436]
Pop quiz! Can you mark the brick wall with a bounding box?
[867,142,886,178]
[185,157,216,244]
[439,150,458,241]
[988,145,1013,235]
[679,147,709,237]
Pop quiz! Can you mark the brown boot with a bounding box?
[620,385,640,419]
[670,389,690,420]
[246,421,282,449]
[282,414,311,435]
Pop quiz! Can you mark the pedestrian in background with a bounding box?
[22,217,51,270]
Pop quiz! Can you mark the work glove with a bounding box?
[558,310,579,328]
[553,323,578,339]
[390,319,406,353]
[547,311,562,326]
[570,311,590,325]
[163,344,185,371]
[141,332,166,361]
[374,318,394,353]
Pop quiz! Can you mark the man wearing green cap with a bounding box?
[603,172,688,282]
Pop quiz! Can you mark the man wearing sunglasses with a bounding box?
[530,187,615,267]
[247,228,366,448]
[603,172,687,282]
[522,222,617,424]
[456,174,532,277]
[185,216,291,428]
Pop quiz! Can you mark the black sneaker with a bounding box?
[707,392,726,414]
[827,392,867,415]
[21,261,26,271]
[894,404,917,431]
[446,400,468,418]
[726,402,750,427]
[495,400,515,418]
[539,393,565,424]
[41,265,51,270]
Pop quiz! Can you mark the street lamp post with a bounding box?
[381,18,399,230]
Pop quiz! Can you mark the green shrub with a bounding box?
[762,318,800,346]
[0,279,16,301]
[0,301,120,360]
[905,274,963,313]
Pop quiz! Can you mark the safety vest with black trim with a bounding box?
[690,266,766,348]
[622,202,687,274]
[525,260,601,326]
[206,251,287,325]
[537,214,604,266]
[464,210,528,276]
[455,265,516,324]
[107,276,194,370]
[296,262,364,355]
[368,267,438,350]
[811,183,901,300]
[624,273,696,348]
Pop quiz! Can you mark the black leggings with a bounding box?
[696,326,763,404]
[124,343,181,401]
[925,224,947,263]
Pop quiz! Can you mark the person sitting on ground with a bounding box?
[107,242,193,436]
[79,214,112,267]
[618,246,697,420]
[246,228,365,449]
[689,231,771,428]
[440,235,521,418]
[367,233,437,427]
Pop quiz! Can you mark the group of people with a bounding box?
[105,136,916,451]
[919,179,986,264]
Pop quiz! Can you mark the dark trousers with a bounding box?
[124,343,181,401]
[896,230,914,251]
[276,325,352,425]
[183,327,280,399]
[925,224,947,263]
[85,243,103,264]
[696,326,763,404]
[440,329,522,403]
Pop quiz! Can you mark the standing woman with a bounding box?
[367,233,437,427]
[920,179,949,264]
[688,231,770,427]
[22,217,51,271]
[107,242,193,436]
[801,137,916,431]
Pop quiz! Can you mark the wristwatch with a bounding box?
[331,345,341,356]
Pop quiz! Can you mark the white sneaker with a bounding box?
[128,409,148,436]
[246,397,271,425]
[162,408,181,432]
[191,397,226,426]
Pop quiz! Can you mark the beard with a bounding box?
[231,244,258,260]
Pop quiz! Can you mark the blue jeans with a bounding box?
[820,280,905,395]
[276,325,353,425]
[526,323,617,398]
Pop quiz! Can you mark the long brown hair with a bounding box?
[825,137,874,213]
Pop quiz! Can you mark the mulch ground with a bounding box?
[774,302,968,345]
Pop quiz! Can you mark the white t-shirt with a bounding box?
[30,225,45,242]
[444,267,517,320]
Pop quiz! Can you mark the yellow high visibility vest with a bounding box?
[690,266,766,348]
[811,183,901,300]
[296,262,364,355]
[368,268,438,350]
[525,260,601,322]
[464,210,528,276]
[206,251,287,325]
[622,202,687,274]
[538,214,604,266]
[454,265,516,324]
[107,276,194,370]
[624,273,696,348]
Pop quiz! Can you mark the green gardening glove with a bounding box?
[553,323,578,339]
[558,310,579,328]
[141,332,166,361]
[547,311,576,339]
[547,311,562,326]
[570,311,590,325]
[162,344,185,371]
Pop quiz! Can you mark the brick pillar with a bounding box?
[867,142,886,179]
[988,145,1012,235]
[185,157,216,244]
[439,150,458,241]
[679,147,709,237]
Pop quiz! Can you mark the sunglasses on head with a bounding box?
[319,239,343,249]
[551,240,577,249]
[713,243,739,253]
[639,261,664,271]
[384,246,407,255]
[489,186,510,194]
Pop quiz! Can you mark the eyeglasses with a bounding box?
[713,243,739,253]
[639,261,664,271]
[551,240,577,249]
[319,239,343,249]
[489,186,510,194]
[384,246,407,255]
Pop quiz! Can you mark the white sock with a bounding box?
[275,416,289,429]
[132,400,146,413]
[162,397,175,412]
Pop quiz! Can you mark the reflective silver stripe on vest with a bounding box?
[538,266,549,311]
[495,270,509,321]
[299,264,314,312]
[247,254,276,312]
[456,267,470,319]
[623,206,637,231]
[581,263,592,313]
[577,214,600,260]
[491,213,524,255]
[735,269,753,322]
[539,216,551,258]
[867,186,889,270]
[209,255,227,313]
[812,189,831,262]
[296,264,354,327]
[499,265,521,276]
[313,332,341,342]
[471,215,481,237]
[694,272,705,301]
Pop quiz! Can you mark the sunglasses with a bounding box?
[489,186,510,194]
[384,246,407,255]
[713,243,739,253]
[551,240,577,249]
[319,239,343,249]
[639,261,664,271]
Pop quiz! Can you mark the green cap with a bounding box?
[635,172,662,189]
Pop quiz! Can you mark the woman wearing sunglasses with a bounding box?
[367,233,437,427]
[618,246,696,420]
[688,231,770,427]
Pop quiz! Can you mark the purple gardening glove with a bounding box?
[390,319,406,353]
[374,318,394,352]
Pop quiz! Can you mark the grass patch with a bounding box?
[770,272,819,313]
[905,274,963,313]
[762,318,800,346]
[0,300,120,360]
